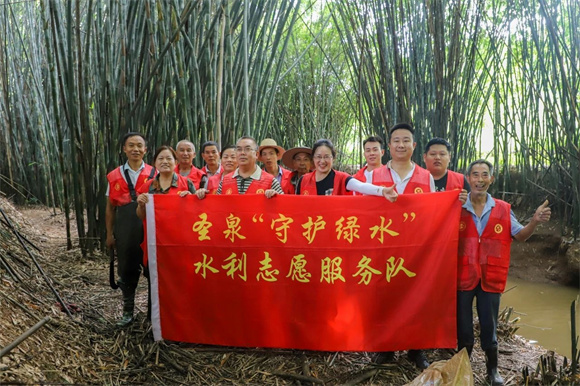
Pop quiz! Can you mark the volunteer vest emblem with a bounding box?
[459,221,466,232]
[256,189,265,194]
[225,188,233,195]
[114,182,121,191]
[302,191,309,195]
[494,224,503,234]
[414,187,423,194]
[144,177,150,183]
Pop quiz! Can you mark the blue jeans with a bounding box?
[457,282,500,351]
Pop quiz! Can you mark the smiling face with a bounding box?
[235,138,258,168]
[313,145,334,175]
[202,145,220,168]
[176,141,195,166]
[423,144,451,177]
[364,141,384,168]
[221,148,237,174]
[123,135,147,163]
[154,149,176,175]
[260,148,279,171]
[388,129,416,162]
[467,163,494,195]
[293,152,312,174]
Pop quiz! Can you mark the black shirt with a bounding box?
[296,170,353,195]
[433,171,471,193]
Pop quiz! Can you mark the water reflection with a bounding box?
[500,277,579,358]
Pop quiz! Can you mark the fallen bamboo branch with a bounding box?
[270,371,325,384]
[0,316,51,358]
[343,369,379,386]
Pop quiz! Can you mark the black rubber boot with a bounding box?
[408,350,429,370]
[374,351,395,364]
[485,348,504,386]
[117,284,135,327]
[458,344,473,358]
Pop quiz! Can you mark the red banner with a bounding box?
[145,191,460,351]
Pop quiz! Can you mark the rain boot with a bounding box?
[485,348,504,386]
[458,344,473,358]
[117,285,135,327]
[408,350,429,370]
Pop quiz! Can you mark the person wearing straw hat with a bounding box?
[258,138,293,194]
[281,146,313,194]
[174,140,207,190]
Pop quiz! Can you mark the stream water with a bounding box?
[500,277,579,358]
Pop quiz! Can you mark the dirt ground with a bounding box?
[1,199,578,385]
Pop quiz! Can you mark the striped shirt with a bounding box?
[217,166,284,195]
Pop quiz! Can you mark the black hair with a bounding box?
[312,139,336,158]
[122,132,146,147]
[153,145,177,163]
[220,145,236,156]
[466,159,494,176]
[363,135,384,149]
[201,140,220,153]
[388,122,414,137]
[424,137,451,153]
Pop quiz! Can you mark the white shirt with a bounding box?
[386,161,435,194]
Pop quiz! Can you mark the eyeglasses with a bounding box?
[235,147,256,154]
[313,155,333,161]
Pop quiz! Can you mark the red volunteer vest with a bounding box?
[445,170,465,190]
[138,173,193,195]
[175,164,206,189]
[457,199,512,293]
[374,164,432,194]
[220,169,274,195]
[263,166,294,194]
[206,173,223,195]
[107,164,155,206]
[352,165,388,195]
[299,170,350,196]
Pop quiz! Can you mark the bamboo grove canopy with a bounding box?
[0,0,578,254]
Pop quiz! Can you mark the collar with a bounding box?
[463,192,495,213]
[122,161,145,173]
[155,172,179,187]
[233,165,262,180]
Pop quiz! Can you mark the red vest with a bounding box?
[353,165,368,183]
[220,169,274,195]
[445,170,465,190]
[298,170,350,195]
[107,164,155,206]
[138,173,193,195]
[175,164,206,189]
[206,173,223,195]
[352,165,389,195]
[457,199,513,293]
[374,164,432,194]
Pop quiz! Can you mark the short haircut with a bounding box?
[388,122,414,138]
[201,141,220,153]
[221,145,236,157]
[122,132,146,147]
[363,135,384,149]
[176,140,195,152]
[424,137,451,153]
[153,145,178,163]
[466,159,494,176]
[312,139,336,158]
[236,136,258,151]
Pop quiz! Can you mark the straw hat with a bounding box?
[281,147,312,169]
[258,138,285,161]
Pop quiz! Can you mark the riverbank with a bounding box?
[0,199,578,384]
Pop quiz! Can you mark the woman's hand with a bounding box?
[137,193,149,208]
[178,190,191,197]
[264,189,278,199]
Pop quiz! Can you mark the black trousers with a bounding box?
[114,202,144,291]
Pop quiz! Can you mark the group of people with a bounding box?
[105,123,551,386]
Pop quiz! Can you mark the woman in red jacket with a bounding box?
[296,139,397,201]
[136,146,195,219]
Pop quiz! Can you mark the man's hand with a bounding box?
[106,234,116,249]
[196,189,208,200]
[382,186,398,203]
[264,189,278,199]
[533,200,551,223]
[458,189,468,204]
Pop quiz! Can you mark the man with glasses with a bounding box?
[196,136,284,198]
